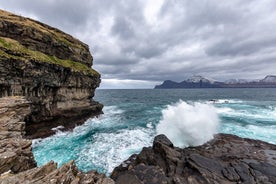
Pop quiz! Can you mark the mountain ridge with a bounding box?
[155,75,276,89]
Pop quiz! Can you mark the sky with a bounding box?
[1,0,276,89]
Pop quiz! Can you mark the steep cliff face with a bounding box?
[0,9,102,138]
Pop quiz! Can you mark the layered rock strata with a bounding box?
[111,134,276,184]
[0,96,36,174]
[0,9,103,138]
[0,96,114,184]
[0,161,114,184]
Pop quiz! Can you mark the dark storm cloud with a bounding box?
[206,36,276,57]
[1,0,276,88]
[111,16,134,39]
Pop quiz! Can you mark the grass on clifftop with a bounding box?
[0,10,84,49]
[0,37,99,76]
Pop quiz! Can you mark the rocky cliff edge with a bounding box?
[0,9,103,138]
[111,134,276,183]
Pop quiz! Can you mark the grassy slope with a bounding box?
[0,36,99,76]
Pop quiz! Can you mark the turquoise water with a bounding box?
[32,89,276,174]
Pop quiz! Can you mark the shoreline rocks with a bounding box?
[111,134,276,184]
[0,9,113,183]
[0,96,114,184]
[0,96,36,174]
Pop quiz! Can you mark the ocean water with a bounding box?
[32,88,276,175]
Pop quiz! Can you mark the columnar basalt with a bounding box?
[0,9,103,138]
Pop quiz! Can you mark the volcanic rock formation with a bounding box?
[111,134,276,183]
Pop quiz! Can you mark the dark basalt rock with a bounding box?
[111,134,276,184]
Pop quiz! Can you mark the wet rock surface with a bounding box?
[111,134,276,184]
[0,96,113,184]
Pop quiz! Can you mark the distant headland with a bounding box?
[155,75,276,89]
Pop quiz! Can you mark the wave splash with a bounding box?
[157,100,220,148]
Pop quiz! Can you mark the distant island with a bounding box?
[154,75,276,89]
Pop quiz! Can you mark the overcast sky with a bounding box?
[1,0,276,88]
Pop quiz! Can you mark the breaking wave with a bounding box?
[157,100,220,148]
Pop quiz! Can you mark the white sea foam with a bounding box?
[216,105,276,122]
[77,127,154,174]
[146,122,154,129]
[207,99,243,104]
[157,100,220,148]
[51,125,65,132]
[221,123,276,144]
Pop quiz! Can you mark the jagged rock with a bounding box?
[0,160,114,184]
[0,96,36,175]
[111,134,276,184]
[0,96,114,183]
[0,9,103,138]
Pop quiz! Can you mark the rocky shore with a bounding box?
[0,96,113,184]
[1,98,275,184]
[0,9,112,183]
[111,134,276,183]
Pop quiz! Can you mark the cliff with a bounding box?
[0,9,103,138]
[0,97,36,174]
[111,134,276,183]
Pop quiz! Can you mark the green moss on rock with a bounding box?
[0,37,99,76]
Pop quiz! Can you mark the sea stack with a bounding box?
[0,9,103,138]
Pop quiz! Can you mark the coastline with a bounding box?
[1,9,276,184]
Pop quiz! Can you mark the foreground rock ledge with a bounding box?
[111,134,276,184]
[0,96,114,184]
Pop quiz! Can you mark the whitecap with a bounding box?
[157,100,220,148]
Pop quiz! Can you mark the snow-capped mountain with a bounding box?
[224,79,251,84]
[186,75,216,84]
[260,75,276,83]
[154,75,276,89]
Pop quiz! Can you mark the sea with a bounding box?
[32,88,276,175]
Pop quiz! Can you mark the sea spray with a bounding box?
[157,100,220,147]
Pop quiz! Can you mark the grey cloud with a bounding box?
[1,0,276,88]
[206,37,276,57]
[111,16,134,39]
